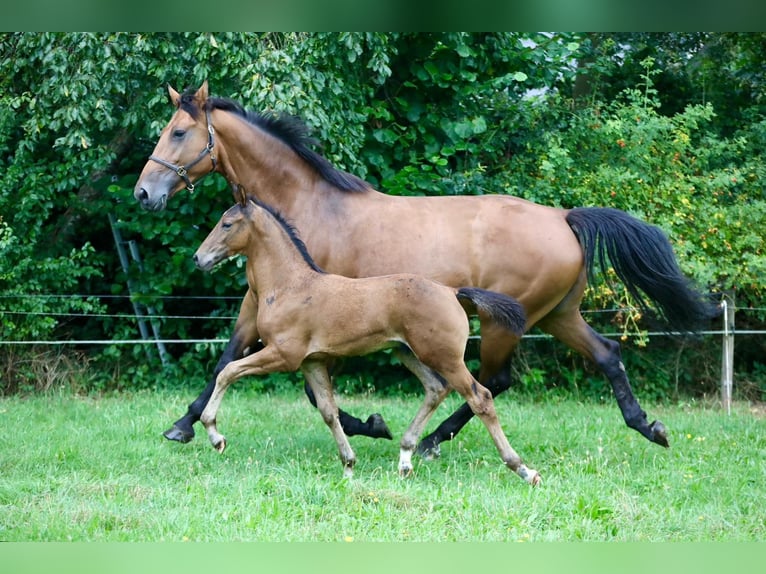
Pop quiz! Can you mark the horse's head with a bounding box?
[193,201,254,272]
[135,81,217,211]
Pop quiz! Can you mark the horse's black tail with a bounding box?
[566,207,719,332]
[456,287,527,336]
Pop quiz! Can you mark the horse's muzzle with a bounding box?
[135,187,167,212]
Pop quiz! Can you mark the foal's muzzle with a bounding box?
[192,252,216,272]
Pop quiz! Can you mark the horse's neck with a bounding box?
[214,111,315,211]
[244,218,316,297]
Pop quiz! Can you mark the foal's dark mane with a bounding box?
[249,198,326,274]
[180,89,369,194]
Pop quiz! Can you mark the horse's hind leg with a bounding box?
[301,361,356,478]
[395,349,451,476]
[417,325,519,458]
[165,294,261,443]
[537,310,669,447]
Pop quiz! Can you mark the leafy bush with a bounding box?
[1,33,764,398]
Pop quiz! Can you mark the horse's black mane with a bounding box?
[180,89,369,194]
[248,198,326,274]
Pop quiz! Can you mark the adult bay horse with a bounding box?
[135,81,717,455]
[193,192,537,483]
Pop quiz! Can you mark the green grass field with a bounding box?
[1,388,763,541]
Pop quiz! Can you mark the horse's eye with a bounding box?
[172,129,186,139]
[222,222,232,230]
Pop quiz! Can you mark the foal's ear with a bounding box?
[233,183,248,208]
[167,84,181,108]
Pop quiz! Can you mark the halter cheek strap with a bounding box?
[148,108,217,193]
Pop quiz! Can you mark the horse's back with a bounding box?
[314,192,583,324]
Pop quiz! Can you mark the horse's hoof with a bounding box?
[213,437,227,454]
[529,473,542,487]
[650,420,670,448]
[367,414,393,440]
[416,438,441,460]
[163,425,195,443]
[398,465,413,478]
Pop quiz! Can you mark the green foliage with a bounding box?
[1,33,765,398]
[505,55,765,313]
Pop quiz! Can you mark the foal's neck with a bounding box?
[244,213,319,298]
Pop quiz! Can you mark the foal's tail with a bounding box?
[456,287,527,336]
[566,207,719,332]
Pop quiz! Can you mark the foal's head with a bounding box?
[193,202,254,272]
[195,196,324,274]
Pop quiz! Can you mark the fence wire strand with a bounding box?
[2,294,765,345]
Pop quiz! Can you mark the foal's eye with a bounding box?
[172,129,186,139]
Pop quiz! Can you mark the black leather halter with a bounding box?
[148,107,217,192]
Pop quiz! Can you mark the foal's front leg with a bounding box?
[200,345,288,453]
[301,360,356,478]
[165,293,261,443]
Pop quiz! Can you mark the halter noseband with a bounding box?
[148,107,217,192]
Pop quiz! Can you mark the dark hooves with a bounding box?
[162,425,195,444]
[366,414,393,440]
[650,420,670,448]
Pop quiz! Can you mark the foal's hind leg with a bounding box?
[537,310,669,447]
[445,364,540,485]
[301,361,356,478]
[417,325,519,458]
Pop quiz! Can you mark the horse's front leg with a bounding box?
[301,361,356,478]
[164,293,260,443]
[304,380,392,440]
[201,345,288,453]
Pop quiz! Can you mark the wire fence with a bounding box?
[3,294,764,409]
[2,294,765,345]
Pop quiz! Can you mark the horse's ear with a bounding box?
[167,84,181,107]
[194,80,209,105]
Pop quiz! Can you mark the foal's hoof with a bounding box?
[163,424,195,444]
[367,414,393,440]
[650,420,670,448]
[415,438,441,460]
[398,464,414,478]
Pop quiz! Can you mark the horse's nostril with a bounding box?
[137,188,148,202]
